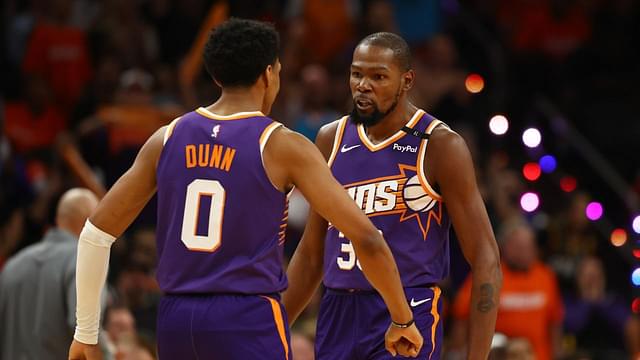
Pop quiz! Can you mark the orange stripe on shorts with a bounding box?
[262,296,289,360]
[429,286,442,360]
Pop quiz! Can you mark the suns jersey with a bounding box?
[155,107,288,295]
[323,109,452,290]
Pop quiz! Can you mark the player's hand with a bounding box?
[384,322,423,357]
[69,339,103,360]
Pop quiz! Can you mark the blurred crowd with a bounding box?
[1,0,639,359]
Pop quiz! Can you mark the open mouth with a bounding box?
[355,97,374,111]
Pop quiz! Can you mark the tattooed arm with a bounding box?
[428,127,502,360]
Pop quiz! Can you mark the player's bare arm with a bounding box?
[264,125,423,356]
[281,121,337,325]
[88,127,164,236]
[427,126,502,360]
[69,126,165,360]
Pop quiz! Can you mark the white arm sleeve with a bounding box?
[73,220,116,345]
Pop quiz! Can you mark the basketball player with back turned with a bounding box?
[283,33,502,360]
[68,20,422,360]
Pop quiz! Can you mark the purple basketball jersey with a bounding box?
[155,108,288,294]
[324,109,451,290]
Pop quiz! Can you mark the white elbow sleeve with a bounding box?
[74,220,116,345]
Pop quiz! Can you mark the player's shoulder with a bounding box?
[316,115,349,153]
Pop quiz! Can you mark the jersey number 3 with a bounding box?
[181,179,226,252]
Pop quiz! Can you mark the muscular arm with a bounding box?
[265,125,413,325]
[428,128,502,360]
[88,128,163,235]
[73,127,163,345]
[281,123,335,325]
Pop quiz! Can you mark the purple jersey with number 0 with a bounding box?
[155,107,288,295]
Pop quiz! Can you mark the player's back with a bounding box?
[155,107,288,295]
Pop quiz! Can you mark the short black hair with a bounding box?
[357,32,411,71]
[203,18,280,87]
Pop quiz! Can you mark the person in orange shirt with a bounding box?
[21,0,92,113]
[451,220,564,360]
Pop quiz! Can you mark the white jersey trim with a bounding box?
[327,116,349,167]
[417,119,447,201]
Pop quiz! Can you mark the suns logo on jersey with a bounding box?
[343,164,442,239]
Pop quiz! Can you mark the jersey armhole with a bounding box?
[327,116,349,167]
[259,121,285,192]
[417,120,448,201]
[162,116,182,146]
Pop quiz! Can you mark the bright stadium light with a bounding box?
[632,268,640,286]
[522,128,542,148]
[560,176,577,192]
[465,73,484,93]
[539,155,557,173]
[633,215,640,234]
[522,163,541,181]
[489,115,509,135]
[610,229,627,247]
[520,192,540,213]
[585,202,603,221]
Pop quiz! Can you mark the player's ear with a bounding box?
[402,69,415,92]
[262,64,274,88]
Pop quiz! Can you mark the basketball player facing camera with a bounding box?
[283,32,502,360]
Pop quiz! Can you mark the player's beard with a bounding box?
[350,89,401,127]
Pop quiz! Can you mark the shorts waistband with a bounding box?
[162,292,281,299]
[325,283,436,295]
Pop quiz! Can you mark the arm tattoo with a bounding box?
[476,283,495,313]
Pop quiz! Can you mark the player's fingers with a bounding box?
[385,338,397,357]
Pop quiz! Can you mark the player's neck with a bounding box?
[205,88,266,116]
[365,102,418,142]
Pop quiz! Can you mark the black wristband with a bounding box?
[391,318,415,328]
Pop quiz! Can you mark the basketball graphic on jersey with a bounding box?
[403,175,437,212]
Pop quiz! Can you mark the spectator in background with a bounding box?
[0,188,99,360]
[563,256,640,359]
[291,332,315,360]
[546,192,598,284]
[293,0,356,65]
[451,220,564,360]
[291,64,339,140]
[505,338,535,360]
[21,0,92,113]
[4,75,66,155]
[411,34,470,121]
[103,304,156,360]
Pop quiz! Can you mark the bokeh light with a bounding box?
[585,202,603,221]
[523,163,541,181]
[633,249,640,259]
[539,155,557,173]
[633,215,640,234]
[633,298,640,314]
[632,268,640,286]
[610,229,627,247]
[560,176,577,192]
[489,115,509,135]
[522,128,542,148]
[520,192,540,213]
[465,73,484,93]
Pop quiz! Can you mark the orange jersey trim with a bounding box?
[357,109,425,152]
[262,296,290,360]
[196,107,264,120]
